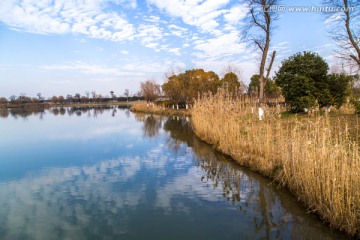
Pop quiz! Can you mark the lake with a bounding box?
[0,106,348,239]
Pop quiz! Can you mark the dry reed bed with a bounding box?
[191,90,360,237]
[131,101,191,116]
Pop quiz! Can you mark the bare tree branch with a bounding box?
[266,50,276,80]
[241,0,280,101]
[322,0,360,68]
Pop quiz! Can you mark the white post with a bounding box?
[258,107,264,121]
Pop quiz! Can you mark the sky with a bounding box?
[0,0,342,99]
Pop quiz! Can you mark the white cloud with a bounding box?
[145,43,159,49]
[41,58,186,81]
[0,0,135,41]
[136,24,164,48]
[41,62,122,75]
[193,31,246,60]
[144,15,162,23]
[111,0,137,9]
[168,48,181,56]
[223,4,247,24]
[122,58,186,74]
[324,12,342,25]
[147,0,230,34]
[167,24,188,37]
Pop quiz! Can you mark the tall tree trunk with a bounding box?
[258,6,271,101]
[343,0,360,67]
[243,0,279,100]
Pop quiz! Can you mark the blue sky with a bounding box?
[0,0,340,98]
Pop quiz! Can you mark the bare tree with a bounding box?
[140,80,161,102]
[242,0,280,101]
[9,95,16,103]
[124,89,130,102]
[110,91,116,100]
[221,64,247,93]
[91,91,97,102]
[221,64,243,79]
[322,0,360,68]
[37,93,44,102]
[85,91,90,101]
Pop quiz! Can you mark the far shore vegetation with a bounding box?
[0,90,141,109]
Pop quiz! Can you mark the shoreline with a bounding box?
[0,101,134,109]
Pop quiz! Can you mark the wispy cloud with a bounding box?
[168,24,188,37]
[136,24,164,49]
[223,4,247,24]
[121,58,186,73]
[193,31,246,60]
[41,62,122,75]
[147,0,230,34]
[41,59,186,77]
[0,0,135,41]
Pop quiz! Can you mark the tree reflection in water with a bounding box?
[0,107,46,119]
[134,113,164,138]
[0,105,129,120]
[160,116,343,240]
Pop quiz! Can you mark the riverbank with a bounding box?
[130,101,191,116]
[191,90,360,238]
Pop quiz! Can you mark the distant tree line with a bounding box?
[0,89,143,106]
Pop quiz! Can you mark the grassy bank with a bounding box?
[130,101,191,116]
[191,89,360,237]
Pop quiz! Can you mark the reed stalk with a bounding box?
[191,89,360,237]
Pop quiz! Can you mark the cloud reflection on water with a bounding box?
[0,154,145,240]
[0,140,226,239]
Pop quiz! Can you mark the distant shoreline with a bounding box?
[0,101,135,109]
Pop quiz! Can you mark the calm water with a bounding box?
[0,107,348,240]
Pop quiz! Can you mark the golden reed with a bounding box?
[131,101,191,116]
[192,89,360,237]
